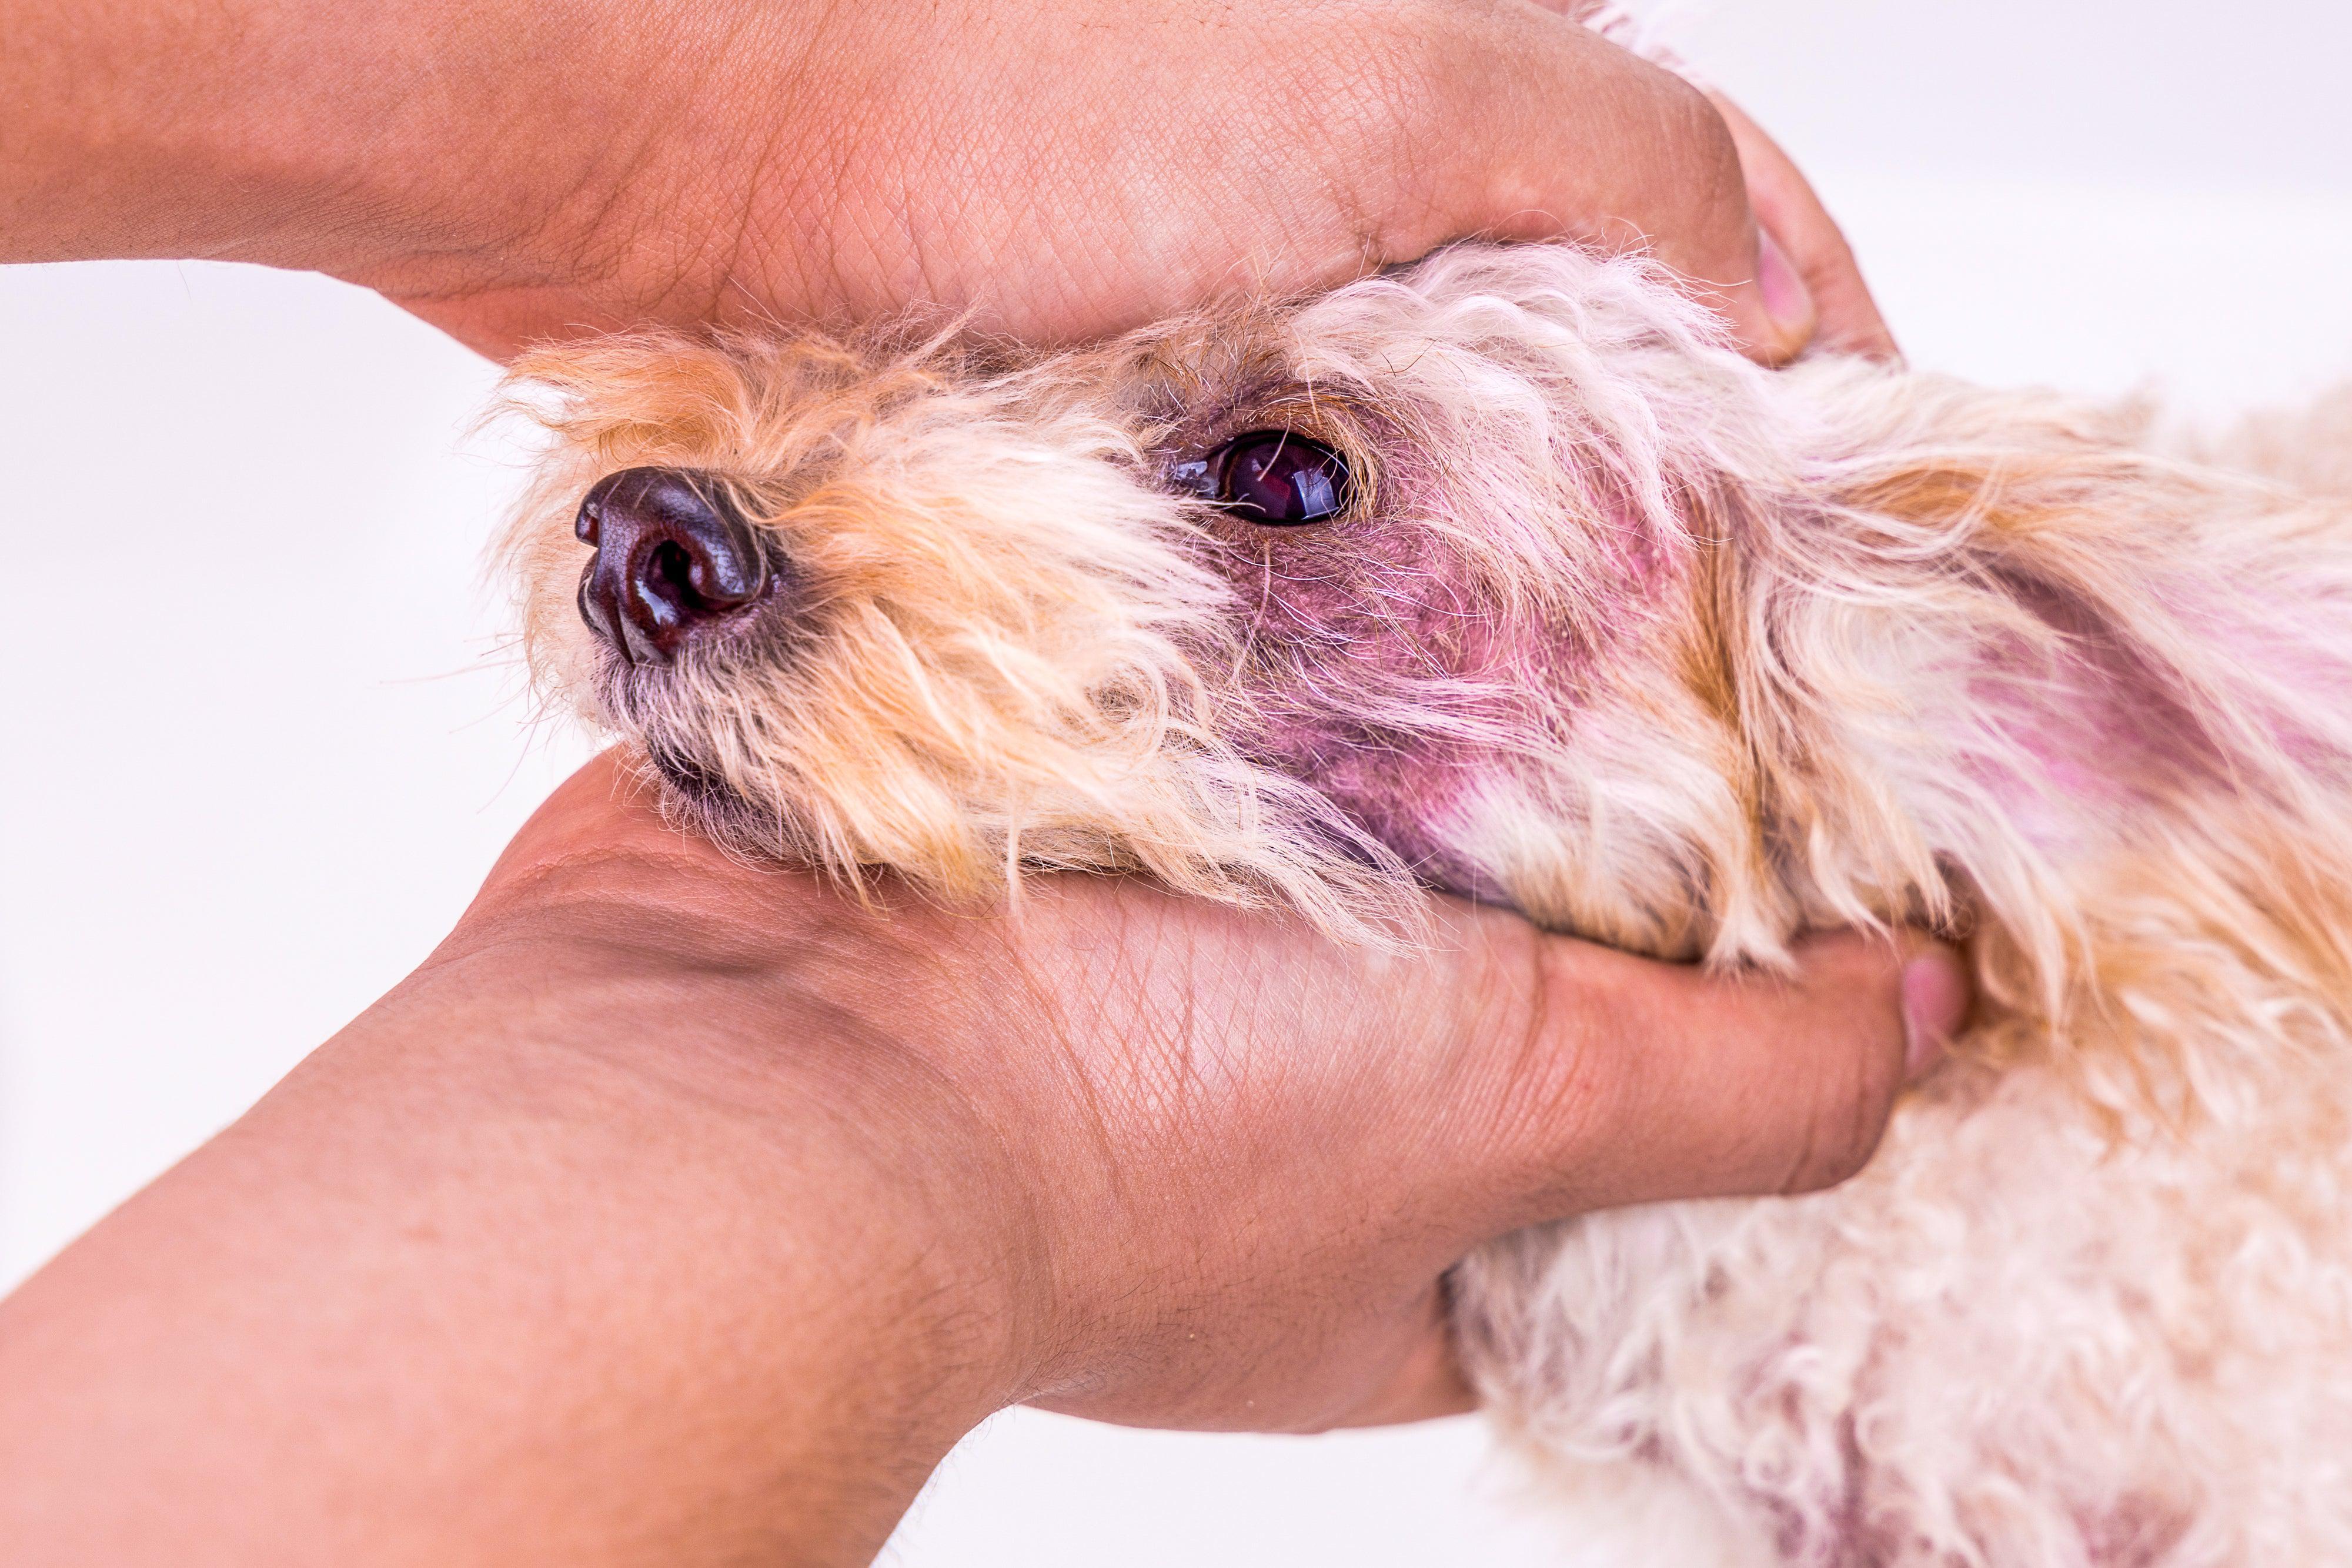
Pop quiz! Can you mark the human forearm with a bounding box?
[1,0,714,301]
[0,880,1020,1567]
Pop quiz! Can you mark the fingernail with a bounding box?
[1899,952,1969,1081]
[1755,226,1816,345]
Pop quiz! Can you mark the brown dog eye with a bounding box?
[1185,431,1352,524]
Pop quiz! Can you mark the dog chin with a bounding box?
[641,738,736,813]
[584,657,767,836]
[592,654,739,793]
[630,736,802,867]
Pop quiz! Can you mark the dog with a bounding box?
[498,242,2352,1564]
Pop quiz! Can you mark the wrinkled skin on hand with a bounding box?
[2,0,1889,362]
[466,756,1956,1432]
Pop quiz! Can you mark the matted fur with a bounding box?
[501,244,2352,1564]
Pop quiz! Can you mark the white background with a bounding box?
[4,4,2348,1562]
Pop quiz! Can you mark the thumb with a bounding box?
[1465,0,1815,365]
[1474,929,1969,1225]
[1708,92,1897,361]
[1391,9,1812,366]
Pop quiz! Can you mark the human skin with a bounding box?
[0,0,1890,360]
[0,757,1963,1566]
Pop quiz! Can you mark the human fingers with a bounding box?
[1707,93,1898,360]
[1515,0,1895,360]
[1387,6,1810,362]
[1274,925,1967,1430]
[1454,922,1967,1228]
[371,0,1816,362]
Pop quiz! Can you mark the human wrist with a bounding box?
[329,887,1045,1562]
[436,850,1057,1405]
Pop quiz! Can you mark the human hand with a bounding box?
[1548,0,1896,359]
[482,751,1962,1445]
[5,0,1888,361]
[0,754,1963,1564]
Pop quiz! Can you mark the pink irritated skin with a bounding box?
[2190,598,2352,770]
[1963,657,2167,848]
[1960,577,2334,850]
[2074,1499,2193,1567]
[1962,575,2184,818]
[1194,461,1684,905]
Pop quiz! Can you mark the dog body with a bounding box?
[504,245,2352,1563]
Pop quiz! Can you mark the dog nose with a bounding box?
[574,467,770,664]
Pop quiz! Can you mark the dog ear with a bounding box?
[1785,426,2352,1109]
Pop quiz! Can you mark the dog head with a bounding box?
[502,246,1812,948]
[508,242,2256,974]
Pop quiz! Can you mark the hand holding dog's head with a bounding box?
[495,235,2352,1546]
[487,240,1969,1442]
[456,751,1959,1432]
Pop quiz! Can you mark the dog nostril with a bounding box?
[573,466,772,665]
[644,539,695,599]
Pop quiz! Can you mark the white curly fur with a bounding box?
[501,243,2352,1564]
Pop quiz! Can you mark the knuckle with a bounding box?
[1649,82,1753,264]
[1317,2,1455,130]
[1324,2,1553,245]
[1618,76,1750,272]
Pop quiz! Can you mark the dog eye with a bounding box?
[1181,431,1353,525]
